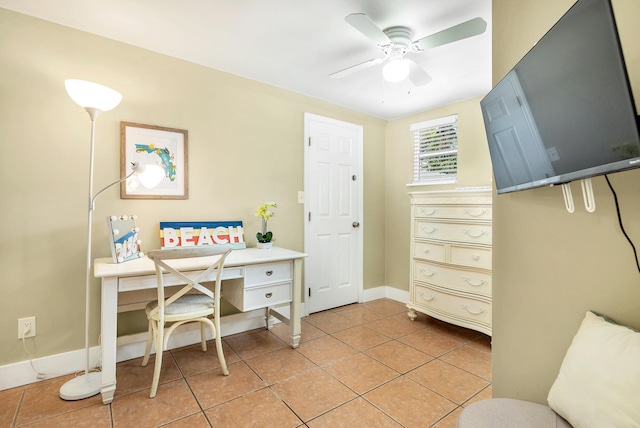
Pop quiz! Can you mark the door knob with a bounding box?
[352,222,360,228]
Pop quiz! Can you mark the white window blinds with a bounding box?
[410,114,458,184]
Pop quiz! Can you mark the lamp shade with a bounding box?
[382,59,410,83]
[136,164,165,189]
[65,79,122,111]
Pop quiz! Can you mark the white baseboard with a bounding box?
[362,285,409,303]
[1,286,408,391]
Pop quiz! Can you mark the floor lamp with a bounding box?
[60,79,164,400]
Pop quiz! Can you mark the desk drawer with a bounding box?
[118,266,244,292]
[224,281,292,312]
[244,262,292,288]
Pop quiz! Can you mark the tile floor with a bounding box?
[1,299,492,427]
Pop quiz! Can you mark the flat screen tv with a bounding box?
[480,0,640,194]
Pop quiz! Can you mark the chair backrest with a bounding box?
[146,245,233,320]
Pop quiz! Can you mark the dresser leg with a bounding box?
[407,307,417,321]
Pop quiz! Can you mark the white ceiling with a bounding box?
[0,0,492,120]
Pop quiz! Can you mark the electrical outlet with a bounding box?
[18,316,36,339]
[297,191,304,204]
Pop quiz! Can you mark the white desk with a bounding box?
[94,246,306,404]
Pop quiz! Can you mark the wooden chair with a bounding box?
[142,246,232,398]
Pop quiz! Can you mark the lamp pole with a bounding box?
[60,80,163,400]
[60,80,122,401]
[59,107,105,400]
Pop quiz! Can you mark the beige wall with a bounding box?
[491,0,640,403]
[0,9,387,365]
[384,98,493,292]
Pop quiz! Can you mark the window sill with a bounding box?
[406,178,457,187]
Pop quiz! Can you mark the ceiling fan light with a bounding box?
[382,59,410,83]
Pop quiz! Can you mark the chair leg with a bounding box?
[200,322,207,352]
[213,313,229,376]
[149,324,164,398]
[142,319,154,367]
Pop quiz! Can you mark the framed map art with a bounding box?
[120,122,188,199]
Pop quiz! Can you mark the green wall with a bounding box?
[0,6,492,368]
[0,8,387,365]
[491,0,640,403]
[384,98,493,294]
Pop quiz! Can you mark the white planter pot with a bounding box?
[256,242,273,249]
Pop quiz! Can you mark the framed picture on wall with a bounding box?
[120,122,188,199]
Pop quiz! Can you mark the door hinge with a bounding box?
[308,288,311,297]
[308,212,311,221]
[308,137,311,147]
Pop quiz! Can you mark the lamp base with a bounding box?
[59,371,102,401]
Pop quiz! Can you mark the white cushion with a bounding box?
[547,311,640,428]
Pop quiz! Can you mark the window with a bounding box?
[410,114,458,185]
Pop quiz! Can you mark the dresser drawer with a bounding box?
[450,245,492,270]
[415,220,491,245]
[414,283,491,326]
[223,280,292,312]
[244,262,292,288]
[414,261,492,297]
[414,205,492,221]
[414,241,446,263]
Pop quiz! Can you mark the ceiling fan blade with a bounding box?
[413,17,487,51]
[345,13,391,46]
[407,59,432,86]
[330,57,384,79]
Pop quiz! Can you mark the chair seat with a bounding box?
[145,294,214,321]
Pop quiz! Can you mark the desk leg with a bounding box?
[290,258,302,348]
[100,277,118,404]
[265,307,274,330]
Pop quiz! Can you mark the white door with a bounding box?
[304,113,363,314]
[481,70,556,190]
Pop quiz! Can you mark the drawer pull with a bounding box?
[265,292,273,298]
[471,254,480,261]
[418,292,436,302]
[419,268,436,278]
[462,277,487,287]
[463,229,488,239]
[462,304,486,316]
[464,208,488,218]
[420,208,438,216]
[421,226,438,235]
[265,270,273,276]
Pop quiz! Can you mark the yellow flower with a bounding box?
[255,201,277,220]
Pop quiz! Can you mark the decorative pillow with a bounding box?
[547,311,640,428]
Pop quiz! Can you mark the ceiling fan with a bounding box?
[330,13,487,86]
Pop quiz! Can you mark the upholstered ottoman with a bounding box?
[457,398,572,428]
[458,311,640,428]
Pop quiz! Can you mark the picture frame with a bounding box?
[120,122,188,199]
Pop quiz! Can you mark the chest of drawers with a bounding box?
[407,190,492,336]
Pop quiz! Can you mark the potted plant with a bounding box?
[255,201,277,249]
